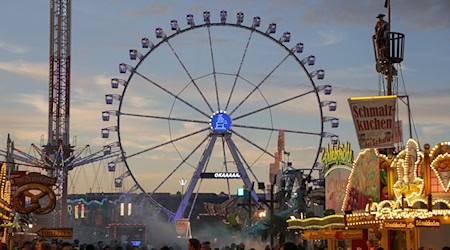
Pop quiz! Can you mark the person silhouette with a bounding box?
[374,14,389,60]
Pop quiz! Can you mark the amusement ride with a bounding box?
[103,10,339,222]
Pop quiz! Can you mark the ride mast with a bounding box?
[46,0,72,227]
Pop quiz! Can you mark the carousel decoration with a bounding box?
[0,163,11,221]
[392,139,424,202]
[429,142,450,192]
[11,172,57,215]
[344,139,450,226]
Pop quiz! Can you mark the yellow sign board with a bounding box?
[304,230,363,240]
[36,228,73,239]
[304,230,336,240]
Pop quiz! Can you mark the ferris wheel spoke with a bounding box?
[225,31,254,111]
[127,127,209,159]
[133,70,210,118]
[207,27,221,111]
[175,135,217,220]
[233,89,317,121]
[121,112,208,125]
[166,41,215,113]
[150,135,209,194]
[221,137,231,198]
[223,134,259,202]
[229,53,290,115]
[233,124,321,136]
[233,139,259,182]
[230,129,283,164]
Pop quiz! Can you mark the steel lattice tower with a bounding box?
[1,0,121,228]
[45,0,72,227]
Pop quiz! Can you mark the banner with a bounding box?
[303,230,363,240]
[348,96,397,149]
[200,172,241,179]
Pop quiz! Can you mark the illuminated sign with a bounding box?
[322,142,353,166]
[383,220,410,230]
[344,213,380,227]
[210,111,232,133]
[415,218,440,228]
[200,172,241,179]
[304,230,336,239]
[36,227,73,239]
[348,95,397,149]
[335,230,364,240]
[11,172,57,186]
[303,230,363,240]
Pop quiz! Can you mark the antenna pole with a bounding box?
[387,0,392,95]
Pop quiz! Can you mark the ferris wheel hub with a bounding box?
[209,111,232,133]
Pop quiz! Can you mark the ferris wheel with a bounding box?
[102,11,339,222]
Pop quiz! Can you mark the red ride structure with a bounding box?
[46,0,73,228]
[1,0,120,228]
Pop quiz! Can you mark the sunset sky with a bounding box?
[0,0,449,195]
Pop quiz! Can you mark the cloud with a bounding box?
[93,74,111,87]
[287,0,450,30]
[16,93,48,114]
[126,3,175,17]
[0,41,28,54]
[0,93,48,145]
[0,60,48,81]
[317,31,344,46]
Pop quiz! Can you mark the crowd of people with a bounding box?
[11,238,450,250]
[187,238,303,250]
[12,238,306,250]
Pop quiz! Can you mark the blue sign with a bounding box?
[210,111,232,133]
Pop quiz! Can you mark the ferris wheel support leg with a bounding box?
[173,134,218,222]
[224,134,259,203]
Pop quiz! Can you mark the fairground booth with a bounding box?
[287,142,368,249]
[0,163,12,244]
[288,140,450,249]
[343,139,450,250]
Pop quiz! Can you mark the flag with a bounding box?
[384,0,389,8]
